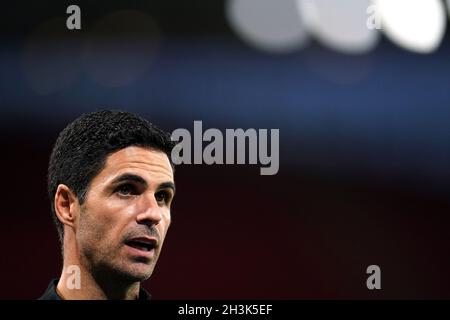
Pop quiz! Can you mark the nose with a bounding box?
[135,192,162,227]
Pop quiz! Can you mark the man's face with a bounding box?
[75,146,174,282]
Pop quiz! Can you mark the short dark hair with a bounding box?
[48,110,175,245]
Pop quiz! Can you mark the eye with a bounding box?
[155,190,171,205]
[115,184,137,197]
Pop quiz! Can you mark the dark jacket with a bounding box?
[38,278,151,300]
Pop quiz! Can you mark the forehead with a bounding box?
[96,146,174,185]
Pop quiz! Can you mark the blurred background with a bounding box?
[1,0,450,299]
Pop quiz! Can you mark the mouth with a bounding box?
[124,237,158,256]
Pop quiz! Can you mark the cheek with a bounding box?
[159,211,171,239]
[79,201,125,246]
[78,210,106,246]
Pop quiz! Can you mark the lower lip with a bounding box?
[125,244,155,259]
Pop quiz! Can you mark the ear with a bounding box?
[54,184,80,230]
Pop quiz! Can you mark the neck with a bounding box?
[56,265,141,300]
[56,234,141,300]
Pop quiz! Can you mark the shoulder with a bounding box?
[38,279,62,300]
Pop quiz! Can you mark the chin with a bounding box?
[116,263,155,282]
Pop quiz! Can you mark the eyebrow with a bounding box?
[111,173,148,187]
[111,173,175,193]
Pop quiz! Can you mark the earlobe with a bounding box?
[54,184,79,229]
